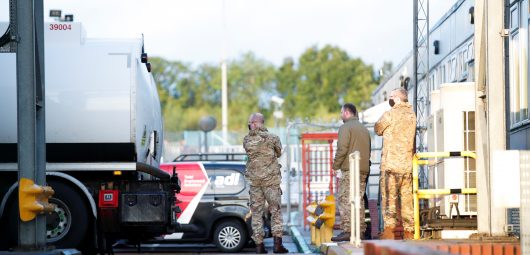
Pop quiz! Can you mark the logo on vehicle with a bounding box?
[214,173,240,186]
[104,193,113,201]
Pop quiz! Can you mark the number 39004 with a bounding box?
[49,24,72,31]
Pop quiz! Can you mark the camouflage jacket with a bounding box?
[243,127,282,187]
[332,116,371,174]
[374,102,416,173]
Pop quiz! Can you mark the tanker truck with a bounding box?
[0,22,180,253]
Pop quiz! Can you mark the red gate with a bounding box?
[301,132,338,228]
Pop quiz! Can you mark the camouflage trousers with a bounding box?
[337,171,369,233]
[380,170,414,232]
[249,184,283,244]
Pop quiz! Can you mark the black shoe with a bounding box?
[331,232,350,242]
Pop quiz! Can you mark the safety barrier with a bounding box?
[413,151,477,240]
[305,195,335,246]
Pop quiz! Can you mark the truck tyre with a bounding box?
[1,195,18,250]
[213,219,247,253]
[2,180,90,250]
[46,180,90,248]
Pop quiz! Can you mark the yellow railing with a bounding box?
[413,151,477,240]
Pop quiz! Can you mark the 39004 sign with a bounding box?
[49,24,72,31]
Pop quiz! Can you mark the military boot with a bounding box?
[379,227,395,240]
[331,232,350,242]
[256,243,267,254]
[403,230,414,240]
[273,237,289,253]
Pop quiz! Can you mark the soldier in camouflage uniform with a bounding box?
[243,113,288,254]
[331,103,371,242]
[375,88,417,240]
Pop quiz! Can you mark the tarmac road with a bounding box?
[112,234,310,254]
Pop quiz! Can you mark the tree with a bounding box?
[150,53,277,132]
[277,45,377,120]
[152,45,378,131]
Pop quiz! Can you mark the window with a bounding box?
[463,111,476,212]
[462,49,469,80]
[440,65,446,84]
[450,57,457,82]
[205,168,246,195]
[429,73,436,91]
[509,3,530,128]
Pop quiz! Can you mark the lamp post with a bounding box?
[199,116,217,153]
[271,96,284,128]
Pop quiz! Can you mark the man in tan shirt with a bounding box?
[375,88,417,240]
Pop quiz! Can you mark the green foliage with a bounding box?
[277,45,377,121]
[151,45,380,132]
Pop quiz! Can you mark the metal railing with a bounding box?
[412,151,477,239]
[349,151,362,247]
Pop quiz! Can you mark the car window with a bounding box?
[205,168,246,195]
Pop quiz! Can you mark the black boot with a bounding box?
[256,243,267,254]
[273,237,289,253]
[331,232,350,242]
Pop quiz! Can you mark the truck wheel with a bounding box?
[46,180,90,248]
[2,181,90,250]
[213,220,247,253]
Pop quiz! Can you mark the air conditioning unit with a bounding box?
[427,83,476,218]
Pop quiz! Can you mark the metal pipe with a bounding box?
[136,162,170,180]
[286,122,292,225]
[328,139,334,195]
[417,188,477,198]
[415,151,477,159]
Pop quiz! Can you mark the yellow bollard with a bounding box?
[19,178,55,222]
[315,195,335,244]
[306,202,318,245]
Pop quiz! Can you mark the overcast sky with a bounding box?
[0,0,456,69]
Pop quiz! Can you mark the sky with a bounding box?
[0,0,456,70]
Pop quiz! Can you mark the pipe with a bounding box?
[417,188,477,198]
[136,162,170,180]
[286,122,292,225]
[415,151,477,159]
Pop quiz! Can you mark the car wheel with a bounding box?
[213,220,247,253]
